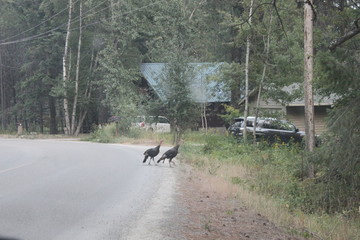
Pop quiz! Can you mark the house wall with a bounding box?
[247,92,333,134]
[248,98,286,112]
[286,106,331,134]
[248,96,331,134]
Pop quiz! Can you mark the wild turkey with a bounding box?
[143,140,163,165]
[157,143,181,167]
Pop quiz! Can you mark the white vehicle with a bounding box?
[135,116,171,133]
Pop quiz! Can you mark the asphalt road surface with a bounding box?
[0,138,177,240]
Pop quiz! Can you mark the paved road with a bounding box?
[0,138,177,240]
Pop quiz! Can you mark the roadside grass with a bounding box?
[179,131,360,240]
[0,132,88,139]
[83,123,174,146]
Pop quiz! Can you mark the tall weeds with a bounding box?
[181,132,360,240]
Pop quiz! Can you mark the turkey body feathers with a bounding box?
[157,144,180,166]
[143,140,163,164]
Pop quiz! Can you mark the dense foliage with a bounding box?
[0,0,359,218]
[182,132,357,219]
[156,54,201,142]
[179,132,359,239]
[307,95,360,214]
[1,0,359,132]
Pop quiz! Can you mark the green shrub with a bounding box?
[183,131,359,217]
[303,96,360,215]
[88,123,117,143]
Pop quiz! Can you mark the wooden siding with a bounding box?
[247,94,332,134]
[248,97,286,111]
[286,106,330,134]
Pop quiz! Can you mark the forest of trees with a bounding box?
[0,0,358,135]
[0,0,359,216]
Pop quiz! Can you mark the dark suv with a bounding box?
[228,116,305,144]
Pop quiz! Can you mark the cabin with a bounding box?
[246,84,336,134]
[140,63,230,128]
[141,63,336,133]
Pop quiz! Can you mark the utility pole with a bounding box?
[304,0,316,178]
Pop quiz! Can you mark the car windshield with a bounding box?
[233,117,297,131]
[245,120,254,127]
[232,121,242,127]
[135,116,144,123]
[158,116,170,124]
[144,116,170,124]
[262,119,296,131]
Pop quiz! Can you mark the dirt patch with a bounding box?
[172,165,306,240]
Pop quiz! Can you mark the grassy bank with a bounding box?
[180,131,359,240]
[86,125,359,240]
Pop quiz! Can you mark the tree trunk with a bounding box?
[110,0,115,22]
[202,103,208,134]
[49,96,58,134]
[63,0,73,135]
[75,77,92,136]
[304,0,316,178]
[74,48,97,136]
[243,0,254,142]
[0,48,4,131]
[39,101,44,134]
[71,0,83,135]
[75,109,87,136]
[75,105,89,136]
[230,3,243,109]
[253,13,273,143]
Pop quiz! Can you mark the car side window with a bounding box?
[233,120,244,127]
[158,117,170,124]
[279,121,296,131]
[233,122,241,127]
[146,116,155,123]
[262,120,275,129]
[246,121,253,127]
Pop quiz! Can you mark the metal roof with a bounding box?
[140,63,230,103]
[282,83,337,106]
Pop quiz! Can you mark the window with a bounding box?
[233,122,242,127]
[279,121,296,131]
[146,116,156,124]
[246,121,254,127]
[158,117,170,124]
[262,119,295,131]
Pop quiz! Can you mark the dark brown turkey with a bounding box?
[157,143,180,167]
[143,140,163,165]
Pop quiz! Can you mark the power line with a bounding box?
[0,64,21,69]
[72,0,166,31]
[61,0,109,27]
[79,0,110,22]
[0,25,64,46]
[0,0,167,46]
[0,0,81,43]
[0,0,109,46]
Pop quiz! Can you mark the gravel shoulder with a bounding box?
[164,163,307,240]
